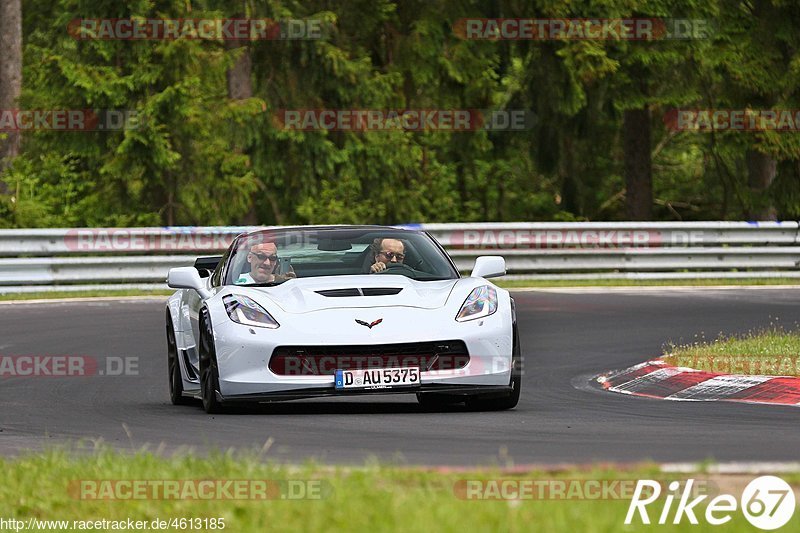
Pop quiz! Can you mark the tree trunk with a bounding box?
[559,134,580,215]
[746,149,777,220]
[0,0,23,192]
[226,42,252,100]
[623,107,652,220]
[226,35,256,224]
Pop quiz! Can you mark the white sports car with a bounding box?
[165,226,521,413]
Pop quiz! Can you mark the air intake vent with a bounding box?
[362,287,403,296]
[316,288,360,297]
[316,287,403,297]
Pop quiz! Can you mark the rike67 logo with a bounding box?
[626,476,796,530]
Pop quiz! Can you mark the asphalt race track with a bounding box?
[1,288,799,465]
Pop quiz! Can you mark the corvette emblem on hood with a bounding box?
[355,318,383,329]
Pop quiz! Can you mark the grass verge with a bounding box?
[1,448,797,532]
[663,327,800,377]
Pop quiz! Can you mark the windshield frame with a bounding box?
[223,227,460,286]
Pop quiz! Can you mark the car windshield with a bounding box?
[225,227,459,286]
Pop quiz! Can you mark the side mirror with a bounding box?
[470,256,506,279]
[167,267,212,299]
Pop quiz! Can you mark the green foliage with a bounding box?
[3,0,800,227]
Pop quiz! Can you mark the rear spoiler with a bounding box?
[194,256,223,273]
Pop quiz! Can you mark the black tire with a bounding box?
[199,308,224,414]
[166,312,191,405]
[465,321,522,411]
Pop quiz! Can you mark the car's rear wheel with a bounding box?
[166,312,190,405]
[199,308,224,414]
[465,322,522,411]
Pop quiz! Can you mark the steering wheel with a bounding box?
[374,262,426,279]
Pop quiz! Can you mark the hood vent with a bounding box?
[316,287,403,297]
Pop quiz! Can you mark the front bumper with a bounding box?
[210,305,514,397]
[218,384,514,403]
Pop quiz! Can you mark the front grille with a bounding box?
[315,287,403,297]
[269,340,469,376]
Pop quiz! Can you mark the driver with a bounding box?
[236,241,296,284]
[369,238,405,273]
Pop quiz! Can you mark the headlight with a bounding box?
[223,294,280,329]
[456,285,498,322]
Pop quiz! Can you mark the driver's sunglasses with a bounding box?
[379,250,405,261]
[250,252,278,263]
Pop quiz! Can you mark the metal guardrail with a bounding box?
[0,227,255,256]
[0,222,798,292]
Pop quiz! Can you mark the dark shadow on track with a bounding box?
[163,399,489,416]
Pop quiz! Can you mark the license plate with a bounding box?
[335,367,421,390]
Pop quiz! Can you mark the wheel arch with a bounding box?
[166,293,183,333]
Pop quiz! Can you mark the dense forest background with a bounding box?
[1,0,800,228]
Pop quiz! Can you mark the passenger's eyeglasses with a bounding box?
[250,252,278,262]
[379,251,405,261]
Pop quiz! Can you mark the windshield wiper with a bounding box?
[414,276,454,281]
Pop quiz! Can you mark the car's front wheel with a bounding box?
[199,308,224,414]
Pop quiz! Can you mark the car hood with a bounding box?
[243,275,460,314]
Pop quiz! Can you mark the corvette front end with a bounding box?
[204,276,513,400]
